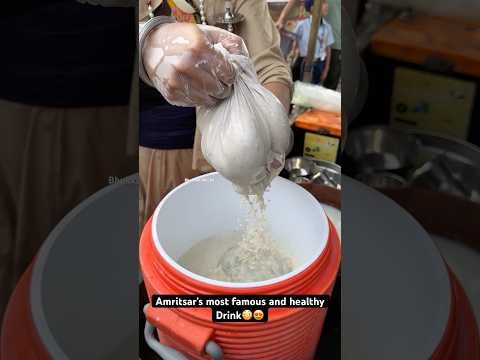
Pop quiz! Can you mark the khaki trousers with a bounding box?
[0,100,134,322]
[138,146,204,231]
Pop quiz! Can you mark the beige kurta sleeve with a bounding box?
[233,0,293,90]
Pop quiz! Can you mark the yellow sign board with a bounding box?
[391,68,476,139]
[303,132,339,162]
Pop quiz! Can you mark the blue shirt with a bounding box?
[294,17,335,60]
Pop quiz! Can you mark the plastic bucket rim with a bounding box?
[142,219,339,300]
[151,172,330,289]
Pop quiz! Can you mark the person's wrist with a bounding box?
[139,16,176,86]
[146,22,174,44]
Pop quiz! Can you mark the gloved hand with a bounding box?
[143,23,248,107]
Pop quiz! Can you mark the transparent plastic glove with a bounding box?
[142,23,248,107]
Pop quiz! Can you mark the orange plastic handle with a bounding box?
[145,304,215,356]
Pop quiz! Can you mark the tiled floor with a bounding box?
[431,235,480,327]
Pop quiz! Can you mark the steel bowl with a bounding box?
[284,157,315,178]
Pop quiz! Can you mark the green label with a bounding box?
[391,67,476,139]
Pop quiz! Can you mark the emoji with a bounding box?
[253,309,264,321]
[242,309,252,321]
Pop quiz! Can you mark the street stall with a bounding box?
[357,8,480,146]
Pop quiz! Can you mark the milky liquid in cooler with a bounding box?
[178,231,294,283]
[178,192,295,283]
[178,200,338,282]
[177,232,243,281]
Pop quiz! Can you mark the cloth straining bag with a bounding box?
[197,45,292,195]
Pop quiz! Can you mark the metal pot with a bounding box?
[311,160,342,189]
[345,126,419,172]
[356,172,407,189]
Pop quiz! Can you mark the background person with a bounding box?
[291,0,334,84]
[277,0,341,89]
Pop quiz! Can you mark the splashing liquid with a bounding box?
[178,193,294,282]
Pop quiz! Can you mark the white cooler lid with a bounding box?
[30,175,139,360]
[342,176,451,359]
